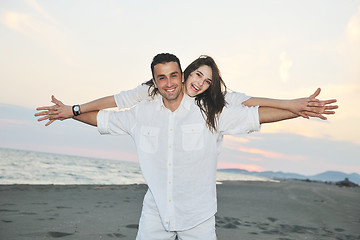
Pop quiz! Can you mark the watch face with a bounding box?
[74,106,80,111]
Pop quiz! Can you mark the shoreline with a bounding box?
[1,180,359,239]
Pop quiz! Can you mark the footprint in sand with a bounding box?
[47,232,74,238]
[0,209,18,212]
[96,201,116,208]
[56,206,72,209]
[2,220,13,223]
[126,224,139,229]
[0,203,16,206]
[31,202,48,205]
[215,216,242,229]
[20,212,37,215]
[267,217,278,223]
[107,233,126,238]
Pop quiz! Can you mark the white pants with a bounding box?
[136,192,216,240]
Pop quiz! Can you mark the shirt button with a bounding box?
[168,163,172,167]
[168,181,171,184]
[169,145,172,149]
[169,200,172,203]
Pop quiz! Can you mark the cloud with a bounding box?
[223,134,308,166]
[346,7,360,40]
[26,0,58,25]
[345,7,360,78]
[239,146,306,161]
[0,8,76,65]
[223,138,307,162]
[224,135,250,144]
[0,118,34,126]
[337,6,360,82]
[0,11,28,32]
[217,162,266,172]
[258,76,360,145]
[279,52,293,83]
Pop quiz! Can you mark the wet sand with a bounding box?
[0,180,359,239]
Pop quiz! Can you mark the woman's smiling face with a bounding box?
[184,65,212,97]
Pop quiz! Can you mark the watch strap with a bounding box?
[72,105,81,116]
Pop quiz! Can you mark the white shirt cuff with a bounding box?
[97,110,110,135]
[251,106,261,133]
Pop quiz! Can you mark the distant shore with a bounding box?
[1,180,359,240]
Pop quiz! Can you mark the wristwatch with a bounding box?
[72,105,81,116]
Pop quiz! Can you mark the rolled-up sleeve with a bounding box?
[225,91,251,105]
[219,105,261,135]
[97,109,134,136]
[114,84,152,109]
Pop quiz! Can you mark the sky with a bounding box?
[0,0,359,175]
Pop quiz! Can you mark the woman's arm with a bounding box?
[35,95,116,126]
[35,84,151,126]
[258,95,338,123]
[113,83,152,109]
[227,88,337,119]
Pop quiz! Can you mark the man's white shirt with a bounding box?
[97,94,260,231]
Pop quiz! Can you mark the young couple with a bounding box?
[36,53,337,240]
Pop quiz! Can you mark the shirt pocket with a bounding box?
[181,124,205,151]
[140,126,160,154]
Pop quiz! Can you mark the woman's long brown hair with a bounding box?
[184,55,227,132]
[144,55,227,132]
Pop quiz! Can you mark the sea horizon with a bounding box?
[0,147,274,185]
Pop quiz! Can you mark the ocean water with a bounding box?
[0,148,272,185]
[0,148,145,185]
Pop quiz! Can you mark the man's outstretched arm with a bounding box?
[73,111,99,127]
[258,107,298,124]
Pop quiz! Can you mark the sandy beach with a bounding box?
[0,180,359,240]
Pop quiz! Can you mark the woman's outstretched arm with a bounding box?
[226,88,337,120]
[35,95,115,126]
[35,84,151,126]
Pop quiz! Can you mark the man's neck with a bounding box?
[163,91,185,112]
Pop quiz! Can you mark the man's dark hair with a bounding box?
[150,53,182,79]
[144,53,183,97]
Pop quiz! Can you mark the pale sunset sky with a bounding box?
[0,0,359,175]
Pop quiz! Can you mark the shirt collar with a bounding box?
[155,92,193,112]
[181,94,192,111]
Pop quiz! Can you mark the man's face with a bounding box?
[152,62,184,103]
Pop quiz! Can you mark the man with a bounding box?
[36,53,335,239]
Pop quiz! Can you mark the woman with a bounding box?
[36,55,336,127]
